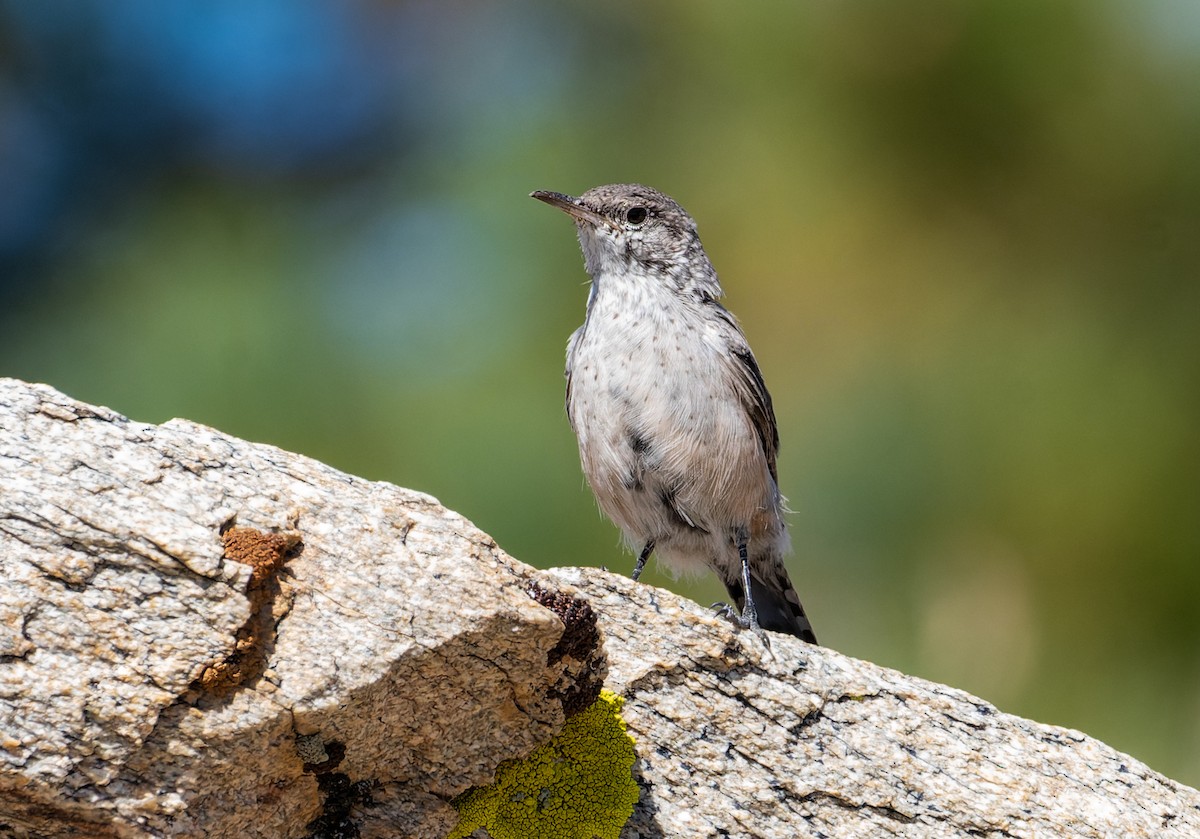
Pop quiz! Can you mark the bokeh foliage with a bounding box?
[1,0,1197,785]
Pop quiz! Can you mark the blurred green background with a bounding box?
[2,0,1198,785]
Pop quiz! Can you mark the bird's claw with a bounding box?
[710,602,773,651]
[711,601,736,620]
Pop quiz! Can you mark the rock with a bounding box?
[0,379,601,838]
[1,377,1197,838]
[545,567,1200,837]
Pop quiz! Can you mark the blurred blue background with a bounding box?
[2,0,1198,785]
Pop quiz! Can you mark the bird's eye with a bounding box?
[625,206,648,226]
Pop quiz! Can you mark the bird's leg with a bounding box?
[632,540,655,581]
[711,529,772,648]
[734,528,760,631]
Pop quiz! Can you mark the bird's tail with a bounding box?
[724,561,818,645]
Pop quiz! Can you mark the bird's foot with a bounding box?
[710,602,773,652]
[711,601,737,621]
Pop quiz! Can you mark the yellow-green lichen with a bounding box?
[449,689,638,839]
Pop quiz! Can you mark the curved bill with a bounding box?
[530,190,614,229]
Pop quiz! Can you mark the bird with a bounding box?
[531,183,817,644]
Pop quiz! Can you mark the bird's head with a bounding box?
[532,183,719,297]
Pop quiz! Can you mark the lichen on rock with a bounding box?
[449,689,638,839]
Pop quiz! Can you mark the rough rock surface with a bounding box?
[545,568,1200,837]
[2,378,1198,838]
[0,379,599,838]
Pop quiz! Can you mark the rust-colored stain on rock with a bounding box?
[195,527,302,696]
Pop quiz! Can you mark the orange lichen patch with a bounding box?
[194,527,302,696]
[223,527,302,589]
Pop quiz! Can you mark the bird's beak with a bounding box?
[531,190,615,230]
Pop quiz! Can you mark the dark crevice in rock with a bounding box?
[526,581,604,716]
[798,789,915,825]
[303,770,378,839]
[527,582,600,666]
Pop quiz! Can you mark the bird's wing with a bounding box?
[711,306,780,483]
[564,325,583,433]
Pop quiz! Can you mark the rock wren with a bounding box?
[531,184,818,644]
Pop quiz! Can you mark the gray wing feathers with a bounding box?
[710,304,780,483]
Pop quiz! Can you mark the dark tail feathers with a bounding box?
[725,570,818,645]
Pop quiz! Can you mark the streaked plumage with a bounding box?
[532,184,817,644]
